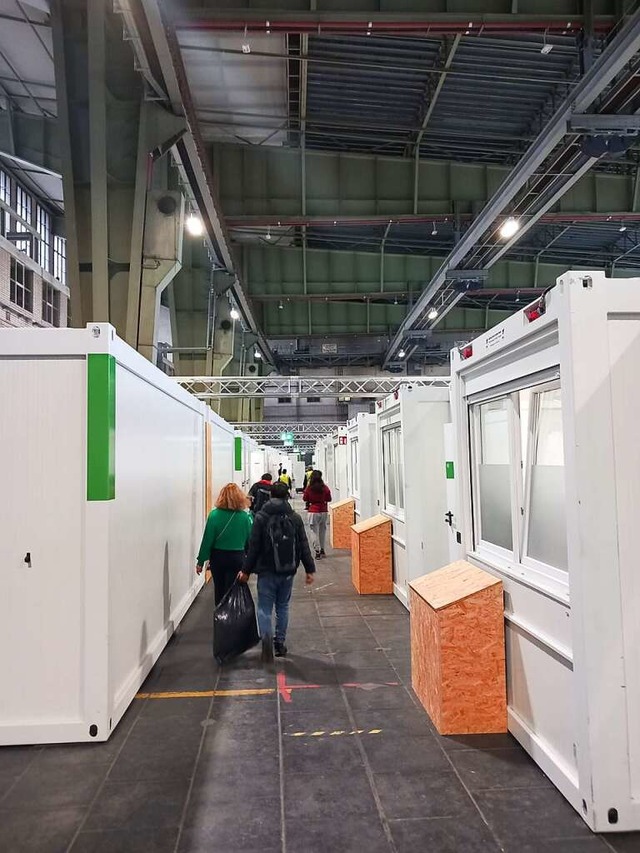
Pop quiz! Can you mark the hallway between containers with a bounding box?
[2,523,640,851]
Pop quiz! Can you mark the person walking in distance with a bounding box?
[278,468,292,495]
[248,473,273,515]
[303,470,332,559]
[196,483,253,606]
[238,482,315,661]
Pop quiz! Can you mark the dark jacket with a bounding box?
[243,499,316,576]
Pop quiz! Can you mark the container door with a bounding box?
[444,423,464,562]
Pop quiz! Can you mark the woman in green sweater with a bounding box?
[196,483,254,605]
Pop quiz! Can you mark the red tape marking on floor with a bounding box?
[277,669,293,703]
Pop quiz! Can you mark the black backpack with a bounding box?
[252,486,271,515]
[266,513,298,574]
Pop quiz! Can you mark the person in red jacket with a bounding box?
[303,470,332,559]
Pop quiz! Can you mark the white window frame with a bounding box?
[468,370,568,600]
[14,185,32,257]
[382,425,404,519]
[36,205,51,273]
[10,257,33,314]
[42,282,60,327]
[349,437,360,497]
[0,169,10,235]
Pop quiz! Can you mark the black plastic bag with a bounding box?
[213,580,260,664]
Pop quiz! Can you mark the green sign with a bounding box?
[445,461,455,480]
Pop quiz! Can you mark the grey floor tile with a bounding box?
[286,815,390,852]
[283,731,362,773]
[373,770,473,819]
[449,746,553,792]
[361,734,450,773]
[475,787,593,844]
[284,770,378,820]
[502,839,613,853]
[280,684,346,711]
[0,806,85,852]
[70,828,179,853]
[281,664,339,686]
[137,696,211,721]
[344,684,417,711]
[108,718,203,782]
[390,815,501,852]
[352,707,435,738]
[181,797,281,848]
[0,746,41,794]
[281,708,352,734]
[192,756,280,801]
[335,664,400,685]
[2,762,107,810]
[333,649,397,669]
[201,724,280,763]
[604,835,640,853]
[327,635,385,652]
[83,778,190,831]
[440,731,519,751]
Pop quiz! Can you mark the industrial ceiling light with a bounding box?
[398,349,406,359]
[541,31,553,54]
[254,350,262,359]
[431,221,438,236]
[428,306,439,320]
[499,217,520,239]
[266,226,272,240]
[230,308,240,320]
[278,300,284,310]
[620,224,627,232]
[186,214,203,236]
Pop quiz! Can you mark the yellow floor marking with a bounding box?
[135,687,275,700]
[285,729,383,738]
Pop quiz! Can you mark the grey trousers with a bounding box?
[309,512,328,552]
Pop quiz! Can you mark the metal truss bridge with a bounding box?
[232,422,343,444]
[176,375,450,399]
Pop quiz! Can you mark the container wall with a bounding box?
[109,362,205,722]
[0,357,86,740]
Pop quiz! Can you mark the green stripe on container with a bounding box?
[446,461,455,480]
[234,436,243,471]
[87,353,116,501]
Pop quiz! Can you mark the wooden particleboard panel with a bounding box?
[410,560,501,611]
[352,513,390,534]
[205,422,214,517]
[411,573,507,735]
[351,528,361,593]
[351,517,392,595]
[330,499,355,550]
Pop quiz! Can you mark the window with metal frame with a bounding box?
[15,186,32,256]
[0,170,10,236]
[36,205,51,272]
[42,283,60,327]
[53,235,66,284]
[382,425,404,515]
[469,375,568,593]
[10,257,33,313]
[350,438,359,496]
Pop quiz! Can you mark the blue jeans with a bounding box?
[257,573,294,643]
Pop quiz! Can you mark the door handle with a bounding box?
[444,511,453,527]
[24,552,32,568]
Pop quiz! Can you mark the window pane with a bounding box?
[383,429,396,508]
[396,429,405,510]
[478,398,513,550]
[527,389,568,570]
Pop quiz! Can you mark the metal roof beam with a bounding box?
[0,110,60,175]
[382,6,640,366]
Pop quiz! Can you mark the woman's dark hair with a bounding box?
[308,470,325,492]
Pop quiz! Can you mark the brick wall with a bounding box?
[0,242,68,329]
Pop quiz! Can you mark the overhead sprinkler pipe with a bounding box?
[175,18,613,37]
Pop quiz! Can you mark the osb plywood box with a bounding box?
[409,561,507,735]
[351,515,392,595]
[330,498,355,550]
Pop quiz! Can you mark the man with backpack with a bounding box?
[238,482,315,662]
[248,473,273,515]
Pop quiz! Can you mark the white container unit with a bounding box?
[347,413,377,522]
[233,430,258,492]
[250,445,269,486]
[0,324,207,745]
[450,271,640,832]
[329,427,349,501]
[375,385,450,609]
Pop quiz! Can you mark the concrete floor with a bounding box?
[2,547,640,852]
